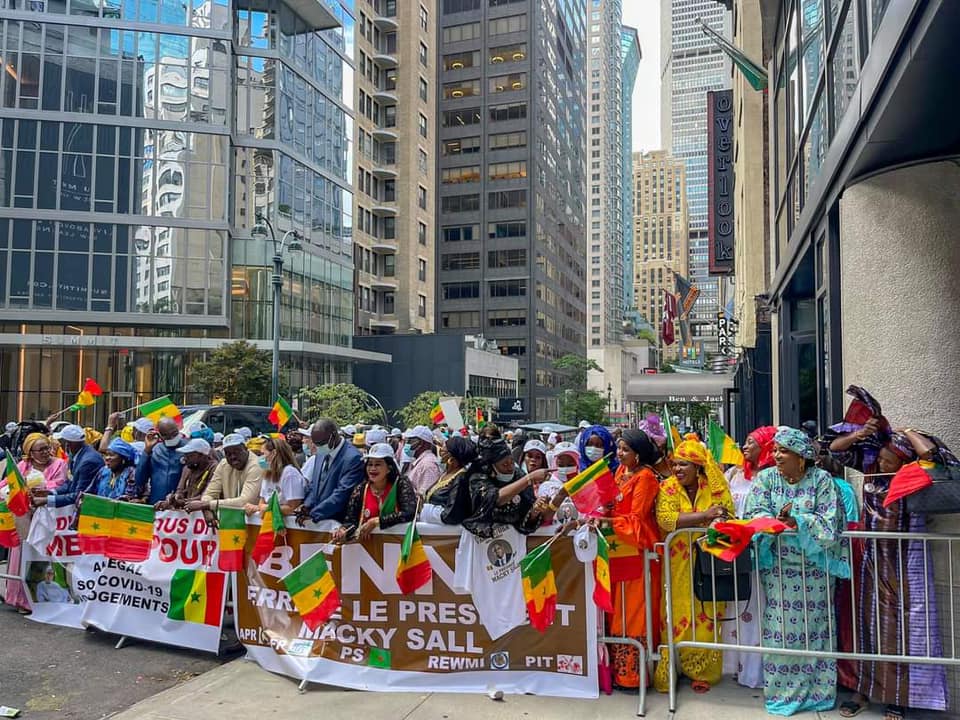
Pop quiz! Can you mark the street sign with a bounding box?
[498,397,526,415]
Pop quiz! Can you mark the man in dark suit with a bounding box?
[297,418,364,524]
[31,424,104,508]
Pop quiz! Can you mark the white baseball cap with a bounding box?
[129,417,156,434]
[365,442,396,460]
[390,427,402,438]
[233,426,252,441]
[573,525,598,563]
[578,420,590,429]
[342,424,357,436]
[296,428,312,438]
[4,422,17,433]
[365,428,388,445]
[403,425,434,445]
[523,439,548,456]
[58,424,86,443]
[176,438,211,455]
[221,433,246,449]
[213,432,224,444]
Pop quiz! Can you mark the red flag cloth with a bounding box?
[82,378,104,396]
[702,517,789,561]
[883,462,934,508]
[661,292,677,346]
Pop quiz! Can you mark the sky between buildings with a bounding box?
[622,2,661,151]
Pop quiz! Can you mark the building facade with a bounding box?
[0,0,386,424]
[435,0,587,421]
[660,0,729,357]
[620,26,641,316]
[632,150,689,363]
[352,0,437,336]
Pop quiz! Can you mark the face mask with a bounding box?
[314,443,331,459]
[303,446,313,458]
[496,471,515,483]
[164,437,181,448]
[584,447,603,462]
[258,456,269,469]
[520,463,528,475]
[555,466,575,477]
[402,443,413,458]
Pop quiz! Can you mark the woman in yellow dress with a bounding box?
[653,437,735,694]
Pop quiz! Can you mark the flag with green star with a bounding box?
[282,549,340,632]
[77,494,116,555]
[167,569,227,626]
[217,507,247,572]
[367,647,392,669]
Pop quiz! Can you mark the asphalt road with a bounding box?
[0,602,231,719]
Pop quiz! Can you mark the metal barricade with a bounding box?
[661,527,960,714]
[599,549,661,716]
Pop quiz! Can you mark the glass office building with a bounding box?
[620,26,640,315]
[0,0,383,423]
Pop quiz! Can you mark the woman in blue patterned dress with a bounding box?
[742,427,850,716]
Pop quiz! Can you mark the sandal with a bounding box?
[839,701,868,718]
[884,705,905,720]
[691,680,710,694]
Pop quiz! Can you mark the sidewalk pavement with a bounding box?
[110,658,895,720]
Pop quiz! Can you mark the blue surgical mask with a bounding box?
[496,471,515,483]
[584,446,603,462]
[402,443,413,458]
[555,466,576,477]
[314,443,331,459]
[258,456,269,469]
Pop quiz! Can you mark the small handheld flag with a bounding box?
[283,549,340,631]
[2,452,29,516]
[217,507,248,571]
[71,377,104,411]
[429,403,444,425]
[167,569,226,626]
[139,395,182,426]
[396,519,431,594]
[251,492,285,565]
[0,501,19,548]
[563,457,617,516]
[593,530,613,612]
[268,396,293,429]
[701,517,788,561]
[520,542,558,633]
[661,406,682,453]
[707,420,745,466]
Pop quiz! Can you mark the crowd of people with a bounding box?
[0,391,955,720]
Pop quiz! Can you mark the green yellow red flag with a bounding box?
[167,569,226,625]
[396,519,431,594]
[0,500,19,548]
[593,530,613,612]
[519,542,557,633]
[268,396,293,429]
[217,507,247,572]
[282,549,340,631]
[2,452,30,516]
[251,492,284,565]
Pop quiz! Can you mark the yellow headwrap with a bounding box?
[673,438,728,497]
[246,436,266,454]
[120,425,135,443]
[84,427,102,446]
[21,432,49,459]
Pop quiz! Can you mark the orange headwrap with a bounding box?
[674,439,708,466]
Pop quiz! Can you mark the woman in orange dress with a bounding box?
[604,428,663,688]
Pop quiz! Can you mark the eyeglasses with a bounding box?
[31,446,52,454]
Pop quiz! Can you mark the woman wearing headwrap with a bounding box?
[653,438,735,694]
[838,429,949,720]
[91,438,141,501]
[577,425,619,473]
[461,437,548,538]
[1,432,67,612]
[720,425,777,689]
[421,436,477,526]
[604,428,663,689]
[742,427,849,716]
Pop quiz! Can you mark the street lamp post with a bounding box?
[254,214,302,403]
[606,383,612,424]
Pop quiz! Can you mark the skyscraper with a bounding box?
[620,26,641,316]
[435,0,587,421]
[633,150,688,363]
[660,0,729,358]
[0,0,376,422]
[353,0,437,336]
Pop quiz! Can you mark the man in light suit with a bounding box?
[297,418,364,524]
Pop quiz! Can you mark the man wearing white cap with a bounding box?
[365,427,388,447]
[31,425,104,508]
[403,425,442,496]
[298,418,364,523]
[186,433,263,517]
[233,427,253,442]
[156,439,218,510]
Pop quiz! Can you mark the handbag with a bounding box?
[692,540,752,604]
[904,464,960,514]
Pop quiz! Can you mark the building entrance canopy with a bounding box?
[625,373,734,403]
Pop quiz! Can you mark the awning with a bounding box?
[625,373,735,403]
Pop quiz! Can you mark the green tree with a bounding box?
[553,354,607,425]
[300,383,384,426]
[190,340,275,405]
[397,391,449,429]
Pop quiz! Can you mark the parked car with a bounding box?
[179,405,297,437]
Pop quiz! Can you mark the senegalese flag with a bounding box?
[475,406,485,429]
[282,549,340,631]
[0,500,19,548]
[77,494,116,555]
[367,647,392,669]
[217,507,247,572]
[268,396,293,429]
[378,481,399,518]
[71,377,103,411]
[429,403,444,425]
[3,452,29,516]
[396,519,431,594]
[251,492,285,565]
[139,395,182,426]
[702,517,788,562]
[593,529,613,613]
[661,406,682,453]
[562,456,617,516]
[707,420,745,466]
[520,542,558,633]
[106,501,156,561]
[167,569,226,626]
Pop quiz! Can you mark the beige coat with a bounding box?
[202,452,263,509]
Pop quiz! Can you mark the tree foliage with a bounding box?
[300,383,385,426]
[553,354,602,389]
[553,354,606,425]
[396,391,490,429]
[190,340,275,405]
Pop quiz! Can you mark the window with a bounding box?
[441,311,480,328]
[443,0,480,11]
[382,292,395,315]
[442,281,480,300]
[417,185,428,209]
[443,50,480,71]
[489,43,526,64]
[441,194,480,213]
[383,254,396,276]
[489,14,527,36]
[442,22,480,43]
[488,310,527,327]
[442,224,480,242]
[442,137,482,155]
[441,108,482,127]
[418,294,427,317]
[418,113,428,138]
[489,279,526,297]
[489,131,527,150]
[419,42,429,66]
[443,79,481,99]
[419,5,428,30]
[489,102,526,122]
[488,249,527,268]
[488,189,526,210]
[442,166,481,183]
[418,221,427,245]
[488,161,527,180]
[419,77,428,102]
[418,149,428,173]
[488,221,526,238]
[418,259,427,282]
[441,252,481,270]
[489,73,526,93]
